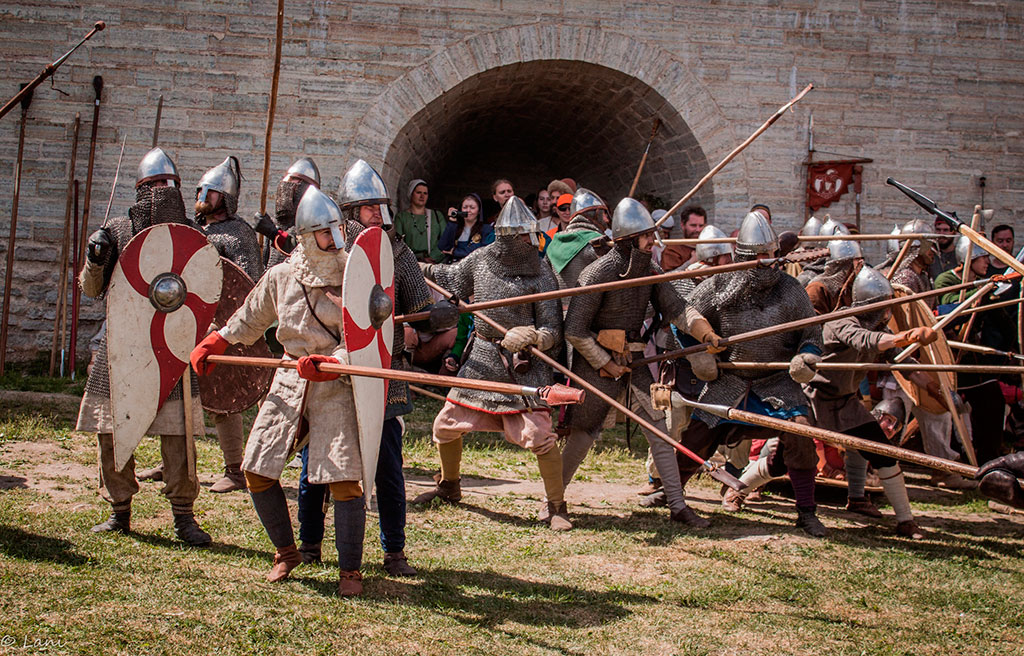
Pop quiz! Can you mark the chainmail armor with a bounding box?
[429,237,562,413]
[200,214,263,281]
[796,256,827,286]
[265,178,308,269]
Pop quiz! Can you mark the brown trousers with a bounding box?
[97,433,199,514]
[212,412,245,467]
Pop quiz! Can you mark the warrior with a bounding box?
[193,156,263,493]
[889,219,937,305]
[77,147,210,546]
[727,267,937,539]
[805,238,864,315]
[676,211,828,536]
[191,186,369,596]
[412,196,572,531]
[796,216,845,286]
[544,187,611,297]
[559,198,724,526]
[295,159,457,576]
[254,157,320,269]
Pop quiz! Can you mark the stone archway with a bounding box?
[351,24,742,221]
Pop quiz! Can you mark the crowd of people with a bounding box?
[76,149,1024,597]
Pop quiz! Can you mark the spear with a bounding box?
[947,339,1024,362]
[678,396,978,478]
[660,233,948,246]
[655,83,814,228]
[631,273,1019,369]
[627,118,660,198]
[421,278,745,491]
[395,248,828,324]
[0,21,105,120]
[151,95,163,148]
[892,281,995,363]
[205,354,585,405]
[0,86,33,375]
[716,362,1024,374]
[256,0,286,252]
[49,113,81,377]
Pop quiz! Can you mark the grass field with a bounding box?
[0,389,1022,656]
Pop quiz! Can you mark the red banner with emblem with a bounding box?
[807,163,855,211]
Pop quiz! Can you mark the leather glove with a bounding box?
[190,331,229,376]
[86,228,114,265]
[253,212,277,237]
[893,326,937,348]
[686,316,726,354]
[976,452,1024,509]
[686,351,719,382]
[788,352,821,384]
[296,354,340,382]
[501,325,538,353]
[599,360,630,379]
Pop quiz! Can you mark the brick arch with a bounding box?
[350,23,742,222]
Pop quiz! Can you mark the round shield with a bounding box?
[198,258,274,414]
[342,226,394,506]
[106,224,222,470]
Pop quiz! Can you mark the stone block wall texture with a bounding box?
[0,0,1020,363]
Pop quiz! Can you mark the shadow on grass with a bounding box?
[128,529,276,561]
[0,474,28,490]
[0,524,89,566]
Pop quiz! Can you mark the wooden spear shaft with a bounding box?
[716,361,1024,374]
[49,113,80,377]
[661,233,947,246]
[655,83,814,228]
[0,87,32,375]
[257,0,286,251]
[947,339,1024,361]
[631,274,1017,369]
[396,249,828,324]
[892,282,995,363]
[627,118,660,198]
[421,278,744,490]
[886,238,914,282]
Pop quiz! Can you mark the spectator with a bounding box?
[439,193,494,261]
[928,217,958,279]
[534,189,555,233]
[660,205,706,270]
[993,224,1015,257]
[393,179,446,263]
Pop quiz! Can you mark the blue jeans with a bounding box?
[296,417,406,553]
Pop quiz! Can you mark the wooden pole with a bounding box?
[892,282,994,363]
[0,87,32,375]
[49,113,80,376]
[151,95,163,148]
[257,0,286,252]
[886,238,914,281]
[67,181,79,377]
[655,83,814,228]
[947,339,1024,362]
[661,233,947,246]
[716,362,1024,374]
[627,118,660,198]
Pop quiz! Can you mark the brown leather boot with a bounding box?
[266,544,302,582]
[847,496,883,518]
[299,542,322,565]
[137,464,163,482]
[896,520,926,540]
[721,488,746,512]
[547,502,572,531]
[210,466,247,494]
[411,478,461,505]
[670,506,711,529]
[383,551,417,577]
[338,570,363,597]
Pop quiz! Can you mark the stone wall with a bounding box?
[0,0,1020,363]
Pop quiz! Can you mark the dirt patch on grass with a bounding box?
[0,439,93,502]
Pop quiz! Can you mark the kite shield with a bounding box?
[342,227,394,505]
[106,224,222,470]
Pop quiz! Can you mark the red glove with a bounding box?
[296,354,340,382]
[191,331,229,376]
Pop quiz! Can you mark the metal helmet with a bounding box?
[136,147,179,188]
[901,218,935,255]
[569,187,607,220]
[610,197,656,241]
[734,211,779,258]
[284,157,320,188]
[871,396,906,427]
[494,195,539,236]
[338,159,391,225]
[828,238,862,261]
[820,217,850,237]
[851,265,893,306]
[886,223,901,254]
[694,224,732,262]
[196,156,241,205]
[801,215,823,236]
[955,235,987,265]
[294,185,345,249]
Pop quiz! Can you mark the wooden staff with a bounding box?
[409,384,447,402]
[0,21,105,121]
[257,0,286,251]
[661,233,946,246]
[947,339,1024,362]
[49,113,81,376]
[151,95,163,148]
[205,354,585,404]
[631,273,1017,369]
[655,83,814,228]
[679,396,977,478]
[957,205,983,305]
[421,278,744,490]
[395,248,828,324]
[716,362,1024,374]
[886,238,914,282]
[892,282,995,363]
[67,180,79,377]
[0,86,32,375]
[627,118,660,198]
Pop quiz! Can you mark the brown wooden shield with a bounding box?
[198,259,274,414]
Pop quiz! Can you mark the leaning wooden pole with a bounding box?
[627,118,660,198]
[0,87,33,375]
[49,113,81,376]
[892,282,995,363]
[716,362,1024,375]
[257,0,286,252]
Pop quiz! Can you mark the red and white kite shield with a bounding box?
[106,224,222,470]
[342,226,394,505]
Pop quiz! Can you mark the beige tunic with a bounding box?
[218,245,360,484]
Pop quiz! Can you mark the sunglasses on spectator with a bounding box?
[557,204,570,211]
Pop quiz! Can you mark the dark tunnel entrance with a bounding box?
[383,60,712,223]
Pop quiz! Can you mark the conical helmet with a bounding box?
[694,224,731,262]
[828,238,862,261]
[871,396,906,427]
[886,223,901,254]
[284,157,321,188]
[610,198,655,241]
[136,147,179,188]
[851,266,893,306]
[801,215,823,236]
[734,211,779,258]
[295,185,345,250]
[955,235,987,265]
[196,156,241,205]
[338,159,391,225]
[901,218,935,256]
[494,196,538,236]
[569,187,607,220]
[820,216,850,237]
